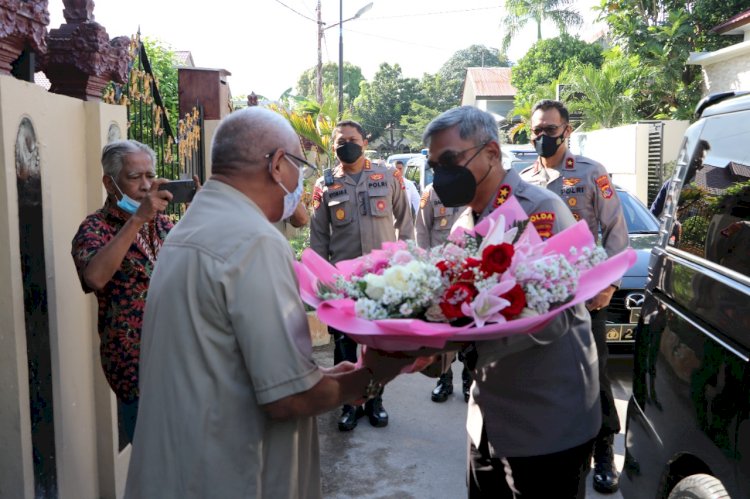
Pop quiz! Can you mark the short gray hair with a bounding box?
[211,107,296,174]
[101,140,156,178]
[422,106,499,147]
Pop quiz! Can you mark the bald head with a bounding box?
[211,107,298,175]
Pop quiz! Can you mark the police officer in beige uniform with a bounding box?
[310,120,414,432]
[415,185,474,403]
[520,99,629,494]
[422,106,600,499]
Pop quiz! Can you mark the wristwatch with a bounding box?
[362,367,383,400]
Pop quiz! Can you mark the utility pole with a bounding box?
[316,0,323,105]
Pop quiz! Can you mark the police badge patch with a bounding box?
[529,211,556,240]
[596,175,614,199]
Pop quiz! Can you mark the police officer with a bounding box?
[415,185,473,403]
[310,120,414,432]
[521,99,629,494]
[424,105,600,499]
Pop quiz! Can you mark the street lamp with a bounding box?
[316,2,372,114]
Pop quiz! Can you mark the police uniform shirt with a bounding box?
[520,150,629,258]
[310,159,414,264]
[415,184,463,249]
[452,169,601,458]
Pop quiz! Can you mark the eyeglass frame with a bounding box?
[530,123,568,138]
[264,149,319,180]
[427,141,490,170]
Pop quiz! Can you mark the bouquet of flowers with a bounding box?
[295,196,635,351]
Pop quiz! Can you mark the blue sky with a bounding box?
[47,0,602,100]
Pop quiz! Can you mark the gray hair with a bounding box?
[422,106,499,147]
[211,107,297,174]
[101,140,156,178]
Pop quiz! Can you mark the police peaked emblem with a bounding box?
[625,293,645,309]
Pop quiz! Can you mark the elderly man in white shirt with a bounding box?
[394,159,421,217]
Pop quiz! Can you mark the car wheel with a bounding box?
[667,474,729,499]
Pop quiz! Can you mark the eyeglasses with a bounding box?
[530,124,566,137]
[265,150,319,180]
[427,141,489,170]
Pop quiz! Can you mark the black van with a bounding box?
[621,91,750,498]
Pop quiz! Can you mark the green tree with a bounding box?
[437,45,510,107]
[353,63,419,151]
[506,81,558,142]
[559,48,646,130]
[296,62,364,110]
[500,0,583,53]
[400,103,440,148]
[598,0,746,119]
[142,37,179,133]
[511,34,603,98]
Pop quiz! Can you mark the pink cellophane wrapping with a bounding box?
[295,197,637,351]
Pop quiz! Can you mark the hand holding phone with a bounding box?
[158,179,197,204]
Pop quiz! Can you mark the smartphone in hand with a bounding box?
[158,179,197,203]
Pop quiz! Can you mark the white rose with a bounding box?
[363,274,386,300]
[383,265,412,292]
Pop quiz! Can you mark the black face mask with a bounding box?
[335,142,363,164]
[431,142,490,207]
[533,132,566,158]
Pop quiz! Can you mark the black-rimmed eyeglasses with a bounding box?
[264,150,319,180]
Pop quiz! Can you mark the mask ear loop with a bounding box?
[472,143,493,187]
[109,176,125,200]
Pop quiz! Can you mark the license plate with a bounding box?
[605,324,637,342]
[629,308,642,324]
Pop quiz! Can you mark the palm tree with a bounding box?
[560,51,649,130]
[506,81,557,142]
[500,0,583,53]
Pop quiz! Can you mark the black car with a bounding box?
[621,91,750,498]
[606,187,660,345]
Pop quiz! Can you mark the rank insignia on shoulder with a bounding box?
[565,158,575,170]
[493,184,512,208]
[529,211,555,240]
[595,174,614,199]
[363,160,372,170]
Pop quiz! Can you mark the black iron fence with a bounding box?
[103,33,204,219]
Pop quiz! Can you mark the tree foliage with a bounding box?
[296,62,364,109]
[511,34,603,99]
[598,0,746,119]
[353,63,419,150]
[500,0,583,53]
[400,103,440,148]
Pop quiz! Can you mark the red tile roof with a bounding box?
[465,67,516,97]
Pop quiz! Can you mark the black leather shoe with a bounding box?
[593,436,620,493]
[337,404,364,432]
[364,397,389,427]
[462,379,472,403]
[431,374,453,402]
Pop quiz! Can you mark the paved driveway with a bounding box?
[315,343,632,499]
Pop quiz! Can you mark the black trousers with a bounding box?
[590,307,621,437]
[329,327,385,400]
[468,427,594,499]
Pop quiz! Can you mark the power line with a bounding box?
[273,0,317,22]
[362,5,501,21]
[341,27,450,51]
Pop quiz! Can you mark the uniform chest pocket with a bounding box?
[432,205,452,230]
[368,186,392,218]
[327,195,353,226]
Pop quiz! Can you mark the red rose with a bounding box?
[455,258,481,283]
[480,243,514,276]
[436,260,453,277]
[500,284,526,319]
[439,283,477,320]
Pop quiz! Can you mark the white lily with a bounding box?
[479,214,518,252]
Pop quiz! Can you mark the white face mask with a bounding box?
[278,162,303,221]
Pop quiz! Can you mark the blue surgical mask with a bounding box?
[109,176,141,215]
[278,164,303,221]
